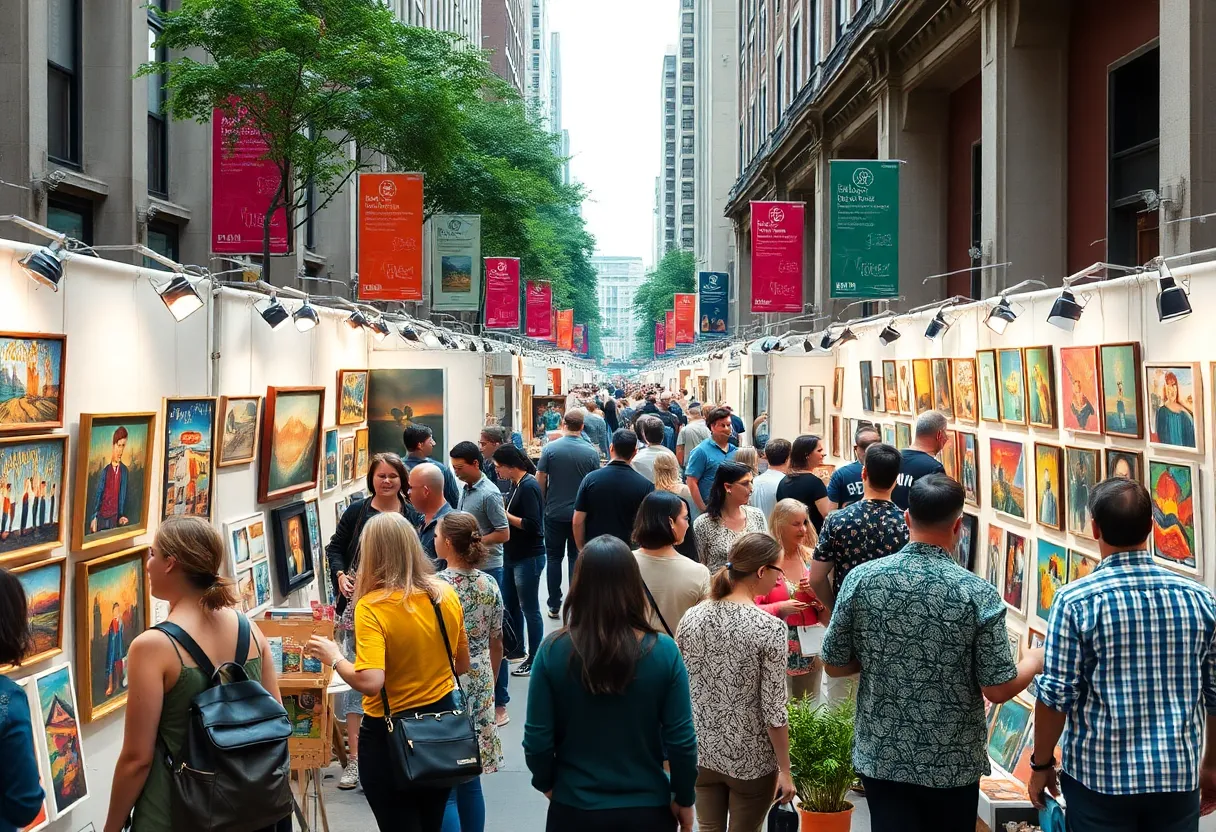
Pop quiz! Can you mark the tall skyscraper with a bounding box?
[657,49,678,261]
[550,31,571,185]
[693,0,739,277]
[482,0,526,93]
[527,0,551,123]
[593,256,646,361]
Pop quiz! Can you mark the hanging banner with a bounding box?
[698,271,730,337]
[573,324,585,355]
[664,310,677,351]
[674,293,696,344]
[829,160,900,298]
[655,320,666,356]
[210,105,289,255]
[546,307,557,343]
[557,309,574,351]
[579,325,590,356]
[750,201,804,313]
[525,281,552,338]
[484,257,521,329]
[358,172,424,301]
[429,214,482,311]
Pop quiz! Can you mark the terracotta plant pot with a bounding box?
[799,801,854,832]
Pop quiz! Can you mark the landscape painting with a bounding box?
[73,413,155,551]
[931,358,953,417]
[1024,346,1055,428]
[1060,346,1102,435]
[0,333,65,433]
[977,349,1000,422]
[959,431,979,507]
[217,396,260,467]
[912,359,933,414]
[1145,363,1202,453]
[1036,540,1066,620]
[32,663,89,816]
[1149,459,1200,576]
[1033,443,1063,531]
[1003,531,1028,614]
[0,435,67,563]
[337,370,368,426]
[882,361,899,413]
[1066,446,1101,539]
[1105,448,1143,484]
[162,397,216,521]
[259,387,324,503]
[997,348,1026,425]
[367,369,445,462]
[1100,343,1142,438]
[3,557,66,671]
[952,357,977,423]
[252,558,272,612]
[990,438,1027,520]
[77,546,149,721]
[987,698,1032,776]
[323,429,339,491]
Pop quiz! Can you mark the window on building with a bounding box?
[147,0,168,197]
[759,3,767,54]
[792,21,801,90]
[666,113,675,127]
[682,63,694,82]
[775,52,783,118]
[682,86,694,105]
[809,0,820,65]
[683,0,694,7]
[682,181,694,199]
[305,126,319,251]
[681,135,693,152]
[760,82,767,135]
[970,141,982,297]
[145,220,180,270]
[47,194,92,244]
[739,122,745,171]
[682,38,694,58]
[836,0,848,40]
[1108,47,1160,267]
[682,12,694,34]
[47,0,81,165]
[682,112,694,130]
[681,158,693,173]
[532,55,539,70]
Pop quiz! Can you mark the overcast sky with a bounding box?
[550,0,678,267]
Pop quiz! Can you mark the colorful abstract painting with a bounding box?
[337,370,368,426]
[990,438,1026,520]
[1036,540,1066,620]
[912,359,933,414]
[162,397,216,521]
[0,435,67,564]
[997,348,1026,425]
[1067,549,1099,584]
[0,333,65,433]
[32,664,89,815]
[367,369,445,461]
[1099,343,1142,438]
[1145,363,1202,452]
[1061,346,1102,435]
[78,546,149,721]
[1149,460,1199,575]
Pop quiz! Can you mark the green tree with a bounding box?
[633,249,696,359]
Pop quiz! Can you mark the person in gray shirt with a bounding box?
[676,405,711,468]
[537,409,602,617]
[581,399,610,458]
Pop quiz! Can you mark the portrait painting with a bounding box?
[1060,346,1102,435]
[1065,446,1101,539]
[1100,343,1142,438]
[0,332,66,433]
[368,369,445,461]
[871,376,886,413]
[0,435,67,564]
[912,359,933,415]
[990,438,1027,521]
[74,413,155,552]
[997,348,1027,425]
[986,525,1005,591]
[1067,549,1099,583]
[1149,459,1200,576]
[272,502,316,594]
[1003,530,1028,614]
[323,429,339,492]
[959,431,979,507]
[1145,363,1202,453]
[832,367,844,409]
[977,349,1000,422]
[940,429,959,481]
[216,396,260,467]
[956,513,977,572]
[77,545,149,721]
[1024,346,1056,428]
[32,663,89,816]
[337,369,368,426]
[355,427,370,479]
[1104,448,1143,484]
[1036,540,1067,621]
[340,436,356,484]
[800,386,826,437]
[859,362,874,411]
[882,361,899,413]
[252,558,273,612]
[987,698,1032,776]
[896,361,913,414]
[3,557,66,672]
[931,358,953,417]
[259,387,324,503]
[952,358,977,423]
[1033,443,1064,531]
[162,397,216,521]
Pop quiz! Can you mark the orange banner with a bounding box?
[665,310,676,351]
[674,293,696,344]
[557,309,574,350]
[358,172,424,301]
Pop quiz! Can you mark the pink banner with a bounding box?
[525,282,552,338]
[484,257,521,329]
[655,320,666,356]
[579,325,589,355]
[750,201,804,313]
[211,105,289,255]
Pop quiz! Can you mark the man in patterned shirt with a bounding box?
[821,474,1043,832]
[1029,478,1216,830]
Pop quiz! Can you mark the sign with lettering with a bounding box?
[750,201,804,313]
[358,172,424,301]
[484,257,520,329]
[525,281,552,338]
[698,272,730,337]
[210,105,289,255]
[829,160,900,298]
[674,293,696,344]
[429,214,481,311]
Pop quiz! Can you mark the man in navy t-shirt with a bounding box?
[827,423,881,509]
[890,410,949,510]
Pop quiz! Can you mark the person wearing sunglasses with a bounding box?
[691,462,767,573]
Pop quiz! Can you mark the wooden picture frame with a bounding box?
[997,348,1028,425]
[1104,447,1144,485]
[258,387,325,504]
[859,362,874,411]
[957,513,978,572]
[216,395,262,467]
[340,436,356,485]
[0,332,66,434]
[76,545,151,722]
[322,429,339,492]
[882,360,900,413]
[1148,458,1202,578]
[1023,345,1056,428]
[336,369,368,426]
[958,430,979,508]
[0,434,68,564]
[977,349,1001,422]
[1,556,66,673]
[896,360,913,414]
[1033,443,1064,532]
[1060,346,1104,436]
[931,358,953,418]
[1002,530,1028,615]
[73,413,156,552]
[161,397,217,522]
[1099,343,1143,438]
[951,357,978,424]
[832,367,844,409]
[355,427,370,478]
[990,438,1028,521]
[941,429,959,481]
[912,359,933,415]
[1064,445,1102,540]
[1143,362,1203,453]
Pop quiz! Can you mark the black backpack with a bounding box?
[153,614,293,832]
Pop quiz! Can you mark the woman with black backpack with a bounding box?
[103,517,290,832]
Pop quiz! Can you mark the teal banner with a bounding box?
[829,161,900,298]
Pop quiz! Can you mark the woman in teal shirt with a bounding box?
[0,568,45,832]
[523,535,697,832]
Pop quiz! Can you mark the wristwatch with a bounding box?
[1029,753,1056,772]
[330,656,344,672]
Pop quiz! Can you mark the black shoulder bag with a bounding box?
[379,597,482,788]
[641,582,674,638]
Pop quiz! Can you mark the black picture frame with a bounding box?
[271,501,315,594]
[957,513,978,572]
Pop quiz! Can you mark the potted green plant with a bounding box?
[787,696,856,832]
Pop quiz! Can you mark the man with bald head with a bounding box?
[408,462,452,562]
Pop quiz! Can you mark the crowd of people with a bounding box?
[3,385,1216,832]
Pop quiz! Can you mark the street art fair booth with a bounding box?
[0,237,488,831]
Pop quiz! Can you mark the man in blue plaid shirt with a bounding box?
[1030,478,1216,830]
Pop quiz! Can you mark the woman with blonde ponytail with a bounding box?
[676,533,797,831]
[104,517,288,832]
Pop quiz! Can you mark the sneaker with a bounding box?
[547,608,560,620]
[495,707,510,727]
[511,657,533,677]
[338,759,359,790]
[506,650,527,663]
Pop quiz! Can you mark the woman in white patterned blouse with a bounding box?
[691,462,768,572]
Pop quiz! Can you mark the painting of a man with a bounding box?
[104,601,125,696]
[90,427,130,533]
[286,516,306,579]
[1040,474,1057,526]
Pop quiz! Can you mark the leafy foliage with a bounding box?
[632,249,696,359]
[787,695,856,814]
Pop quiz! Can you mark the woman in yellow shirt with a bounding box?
[309,513,470,831]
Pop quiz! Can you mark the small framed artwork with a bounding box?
[0,434,68,564]
[341,436,356,484]
[956,513,978,571]
[912,359,933,414]
[76,544,151,722]
[13,678,51,829]
[1033,443,1064,531]
[1148,459,1201,577]
[832,367,844,408]
[1023,346,1056,428]
[31,663,90,816]
[829,415,841,459]
[799,386,826,436]
[871,376,886,413]
[997,348,1027,425]
[1003,530,1028,615]
[1104,448,1143,484]
[1144,363,1202,453]
[1099,343,1142,438]
[985,525,1005,591]
[1067,549,1099,583]
[334,495,350,525]
[2,556,66,673]
[931,358,953,417]
[1060,346,1103,435]
[977,349,1001,422]
[250,558,273,614]
[216,395,261,467]
[272,501,316,595]
[882,360,900,413]
[322,429,339,492]
[1027,627,1046,650]
[1006,625,1023,665]
[1065,446,1101,539]
[0,332,66,433]
[896,360,913,414]
[951,357,978,424]
[958,431,979,507]
[259,386,325,503]
[883,424,896,446]
[860,362,874,411]
[990,438,1027,521]
[303,498,325,604]
[224,513,267,577]
[1035,539,1067,620]
[337,369,368,426]
[895,421,912,451]
[355,427,370,479]
[162,397,217,521]
[941,429,959,481]
[73,413,155,552]
[987,698,1032,775]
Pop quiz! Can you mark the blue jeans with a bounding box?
[544,517,578,613]
[503,556,545,659]
[482,566,510,708]
[440,776,485,832]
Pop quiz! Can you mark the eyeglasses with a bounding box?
[762,564,785,576]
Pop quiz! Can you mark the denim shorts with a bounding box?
[332,627,364,719]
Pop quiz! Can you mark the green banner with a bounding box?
[829,160,900,298]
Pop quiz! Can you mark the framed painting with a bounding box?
[216,395,261,467]
[990,438,1027,521]
[1033,443,1064,531]
[1065,446,1101,539]
[1027,627,1046,650]
[367,368,446,461]
[1067,549,1099,583]
[1149,459,1200,576]
[1035,539,1067,621]
[951,357,977,424]
[871,376,886,413]
[224,513,266,576]
[800,386,826,436]
[912,359,933,414]
[1060,346,1103,435]
[0,434,67,564]
[882,361,899,413]
[272,501,316,594]
[31,663,89,816]
[1104,448,1143,484]
[985,525,1005,591]
[958,431,979,507]
[829,415,841,459]
[340,436,356,484]
[977,349,1000,422]
[895,421,911,450]
[859,362,874,411]
[162,397,216,521]
[1006,623,1022,664]
[258,387,324,503]
[0,332,66,434]
[956,513,978,571]
[322,429,339,492]
[76,545,150,722]
[337,369,369,426]
[1024,346,1056,428]
[1,556,66,673]
[883,424,896,446]
[997,348,1027,425]
[1143,363,1203,453]
[14,678,51,830]
[1100,343,1143,438]
[931,358,953,417]
[832,367,844,408]
[73,413,155,552]
[1003,530,1028,614]
[303,498,324,603]
[987,697,1032,776]
[941,429,959,481]
[355,427,370,479]
[251,558,273,614]
[896,360,913,414]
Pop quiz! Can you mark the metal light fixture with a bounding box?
[257,296,290,329]
[1047,289,1084,331]
[820,326,857,350]
[369,318,391,341]
[346,309,369,330]
[924,309,950,340]
[423,331,442,348]
[1155,259,1192,322]
[985,297,1018,335]
[293,300,319,332]
[467,338,479,352]
[878,321,901,346]
[398,324,420,342]
[156,275,204,322]
[0,215,69,290]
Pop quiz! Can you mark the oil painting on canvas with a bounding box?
[977,350,1000,422]
[1034,443,1063,531]
[162,397,216,521]
[217,396,260,467]
[337,370,368,426]
[997,348,1026,425]
[259,387,324,503]
[78,546,149,721]
[0,435,67,563]
[33,664,89,815]
[990,439,1026,520]
[0,333,65,433]
[1065,446,1100,539]
[1149,459,1199,576]
[74,414,155,551]
[1099,343,1142,438]
[912,359,933,414]
[952,358,977,423]
[1024,346,1055,428]
[1145,363,1202,452]
[1060,346,1102,435]
[367,369,445,461]
[1036,540,1066,620]
[4,557,65,671]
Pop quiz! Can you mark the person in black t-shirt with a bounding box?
[573,429,656,548]
[827,423,881,509]
[774,434,832,531]
[889,410,949,510]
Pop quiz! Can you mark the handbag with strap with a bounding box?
[379,596,482,789]
[641,581,674,638]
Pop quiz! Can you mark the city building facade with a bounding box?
[655,49,679,263]
[527,0,552,123]
[483,0,527,93]
[593,255,646,361]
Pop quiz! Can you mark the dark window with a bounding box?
[970,141,982,297]
[305,126,319,251]
[47,0,81,165]
[836,0,848,39]
[681,135,693,152]
[146,220,179,270]
[682,86,694,105]
[147,0,168,197]
[47,194,92,244]
[759,3,767,53]
[792,22,801,90]
[682,112,694,130]
[809,0,819,64]
[776,53,783,117]
[682,181,694,199]
[682,62,694,81]
[681,157,693,173]
[1108,48,1160,267]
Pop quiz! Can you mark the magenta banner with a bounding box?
[579,325,589,355]
[211,106,289,255]
[484,257,521,329]
[572,324,585,355]
[525,281,552,338]
[655,320,666,356]
[750,201,804,313]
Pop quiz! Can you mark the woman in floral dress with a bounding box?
[436,512,504,832]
